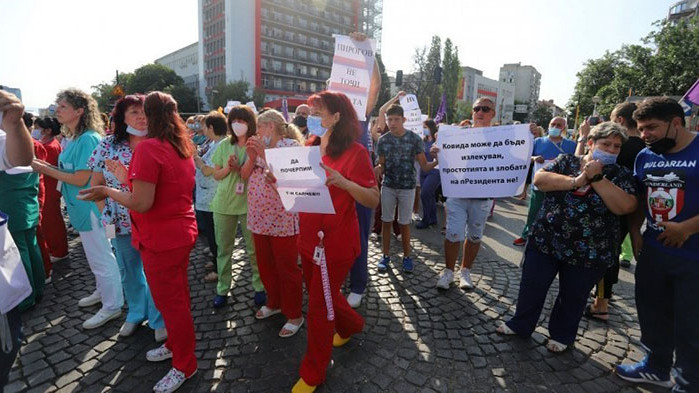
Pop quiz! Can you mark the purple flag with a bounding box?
[281,98,289,121]
[433,92,447,123]
[683,78,699,106]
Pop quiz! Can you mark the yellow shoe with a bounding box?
[332,333,350,347]
[291,378,316,393]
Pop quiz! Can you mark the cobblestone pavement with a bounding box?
[6,199,665,393]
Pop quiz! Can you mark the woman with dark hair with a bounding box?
[292,91,379,393]
[416,119,440,229]
[32,88,124,329]
[80,91,198,393]
[209,105,264,308]
[86,94,165,342]
[34,117,69,263]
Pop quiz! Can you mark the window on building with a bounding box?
[274,78,282,89]
[285,63,294,73]
[297,49,307,59]
[285,79,294,91]
[321,54,330,65]
[285,46,293,57]
[273,60,282,71]
[310,67,318,77]
[299,81,307,92]
[298,17,307,28]
[310,52,318,62]
[285,15,293,24]
[310,37,319,47]
[299,65,307,75]
[310,82,317,92]
[298,33,307,44]
[261,58,268,71]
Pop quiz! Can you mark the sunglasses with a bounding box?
[473,106,492,113]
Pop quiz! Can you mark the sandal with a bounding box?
[279,318,304,338]
[255,306,281,320]
[583,304,609,322]
[546,339,568,353]
[496,322,517,335]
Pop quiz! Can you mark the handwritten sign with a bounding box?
[328,34,376,121]
[399,94,423,136]
[437,124,534,198]
[265,146,335,214]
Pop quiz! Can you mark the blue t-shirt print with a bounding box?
[377,130,424,189]
[634,135,699,259]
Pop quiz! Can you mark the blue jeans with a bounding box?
[112,235,164,329]
[349,202,372,295]
[419,169,440,225]
[635,244,699,389]
[506,244,606,345]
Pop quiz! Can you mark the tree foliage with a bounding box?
[568,17,699,122]
[530,102,553,128]
[373,53,391,117]
[210,80,252,110]
[442,38,461,123]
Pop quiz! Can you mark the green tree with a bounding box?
[442,38,461,123]
[91,82,118,113]
[165,84,200,114]
[251,87,267,110]
[406,35,443,116]
[530,102,553,128]
[373,53,391,117]
[126,64,183,94]
[211,80,251,110]
[453,101,471,123]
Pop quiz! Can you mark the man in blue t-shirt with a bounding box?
[615,97,699,392]
[375,104,437,274]
[513,116,576,246]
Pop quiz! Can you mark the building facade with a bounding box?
[155,42,200,92]
[456,68,515,124]
[668,0,699,24]
[195,0,382,108]
[499,62,541,116]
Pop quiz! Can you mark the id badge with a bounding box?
[105,224,116,239]
[235,182,245,195]
[56,181,63,192]
[313,246,325,264]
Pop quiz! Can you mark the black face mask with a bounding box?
[646,122,676,154]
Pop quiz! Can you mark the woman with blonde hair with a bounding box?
[32,89,124,329]
[246,109,305,337]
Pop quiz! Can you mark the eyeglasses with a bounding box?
[473,106,492,113]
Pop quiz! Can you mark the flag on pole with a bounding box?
[679,78,699,115]
[433,92,447,124]
[281,98,289,121]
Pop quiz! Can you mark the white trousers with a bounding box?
[78,212,124,312]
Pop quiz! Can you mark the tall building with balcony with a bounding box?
[155,42,200,92]
[499,62,541,116]
[668,0,699,24]
[197,0,382,108]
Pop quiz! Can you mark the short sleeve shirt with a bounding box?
[87,135,134,235]
[58,130,102,232]
[298,143,377,261]
[0,141,45,232]
[532,137,577,159]
[247,138,300,237]
[529,154,637,269]
[634,136,699,258]
[376,130,424,189]
[41,137,62,198]
[210,138,248,215]
[195,139,223,212]
[0,130,12,171]
[128,138,197,252]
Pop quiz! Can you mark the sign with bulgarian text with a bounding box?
[329,34,376,121]
[437,124,533,198]
[399,94,423,136]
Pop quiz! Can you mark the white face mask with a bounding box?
[231,122,248,137]
[31,128,42,140]
[126,125,148,137]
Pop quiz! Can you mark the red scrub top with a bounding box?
[128,138,197,252]
[33,140,47,207]
[298,142,376,261]
[41,137,62,200]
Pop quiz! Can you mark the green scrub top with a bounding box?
[0,171,39,232]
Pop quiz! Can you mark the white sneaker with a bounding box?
[82,309,121,330]
[154,328,168,343]
[119,321,139,337]
[147,344,173,362]
[347,292,363,309]
[78,291,101,308]
[459,268,474,290]
[153,368,196,393]
[436,269,454,289]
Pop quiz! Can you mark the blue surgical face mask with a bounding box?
[126,125,148,137]
[592,147,618,166]
[548,127,561,137]
[307,115,328,137]
[423,128,430,137]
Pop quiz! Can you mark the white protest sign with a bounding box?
[265,146,336,214]
[245,101,258,113]
[329,34,376,121]
[399,94,423,136]
[224,100,241,114]
[437,124,534,198]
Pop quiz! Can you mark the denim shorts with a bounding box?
[445,197,491,243]
[381,186,415,225]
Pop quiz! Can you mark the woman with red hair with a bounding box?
[292,91,379,393]
[80,91,198,393]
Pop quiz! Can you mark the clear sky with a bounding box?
[0,0,670,111]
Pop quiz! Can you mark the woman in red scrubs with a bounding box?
[80,91,198,393]
[292,91,379,393]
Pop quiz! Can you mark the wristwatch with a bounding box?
[577,136,587,143]
[590,173,604,183]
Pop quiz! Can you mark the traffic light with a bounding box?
[395,70,403,86]
[434,66,442,84]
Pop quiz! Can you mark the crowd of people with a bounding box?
[0,71,697,392]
